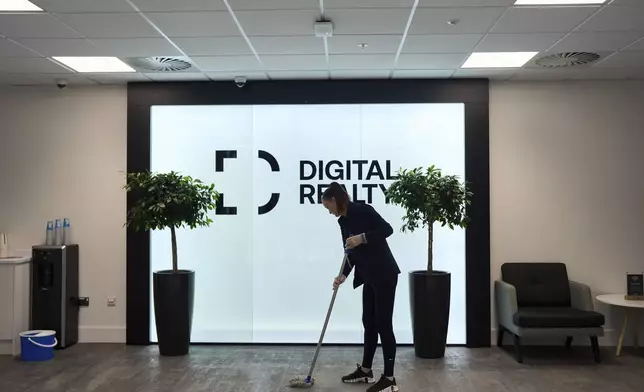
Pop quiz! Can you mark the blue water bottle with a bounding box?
[45,221,54,245]
[63,218,71,245]
[54,219,63,246]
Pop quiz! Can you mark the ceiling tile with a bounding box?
[410,7,506,34]
[14,38,104,57]
[84,73,151,84]
[330,54,395,70]
[191,55,262,72]
[31,0,134,13]
[453,69,514,80]
[173,37,251,56]
[396,54,468,69]
[402,34,482,53]
[250,36,323,55]
[325,0,415,7]
[144,72,209,81]
[392,69,454,78]
[577,5,644,32]
[92,38,182,57]
[235,10,320,36]
[330,70,390,78]
[17,37,180,60]
[228,0,319,10]
[625,37,644,51]
[476,33,564,52]
[206,71,268,80]
[27,73,98,85]
[548,32,644,53]
[419,0,514,5]
[328,35,402,54]
[326,0,514,6]
[0,14,82,39]
[57,13,162,38]
[139,12,239,37]
[134,0,319,11]
[0,39,39,57]
[0,73,41,85]
[130,0,228,11]
[326,9,411,35]
[594,51,644,68]
[1,58,73,74]
[611,0,643,4]
[261,55,327,70]
[491,6,599,34]
[268,70,329,79]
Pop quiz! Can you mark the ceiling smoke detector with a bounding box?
[123,56,194,72]
[534,52,601,68]
[314,21,333,38]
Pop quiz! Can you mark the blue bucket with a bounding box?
[19,330,57,361]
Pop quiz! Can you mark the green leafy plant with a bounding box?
[386,166,472,272]
[124,171,219,274]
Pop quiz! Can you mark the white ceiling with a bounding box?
[0,0,643,85]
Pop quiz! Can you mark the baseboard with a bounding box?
[79,326,126,343]
[491,328,621,347]
[0,340,13,355]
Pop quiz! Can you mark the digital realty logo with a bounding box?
[215,150,396,215]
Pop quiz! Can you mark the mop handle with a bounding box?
[306,249,350,379]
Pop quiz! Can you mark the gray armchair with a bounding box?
[495,262,605,363]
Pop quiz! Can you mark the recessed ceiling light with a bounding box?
[0,0,43,11]
[52,57,136,73]
[462,52,539,68]
[514,0,606,5]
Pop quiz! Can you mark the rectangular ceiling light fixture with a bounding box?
[52,57,136,73]
[462,52,539,68]
[515,0,606,4]
[0,0,43,11]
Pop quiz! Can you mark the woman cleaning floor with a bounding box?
[322,182,401,392]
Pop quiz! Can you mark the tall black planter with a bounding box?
[153,270,195,356]
[409,270,451,359]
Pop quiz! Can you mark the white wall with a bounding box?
[1,80,642,346]
[0,86,127,343]
[491,80,644,346]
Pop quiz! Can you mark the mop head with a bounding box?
[288,376,315,388]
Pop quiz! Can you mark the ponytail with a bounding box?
[322,182,350,212]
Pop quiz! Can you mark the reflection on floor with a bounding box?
[1,344,643,391]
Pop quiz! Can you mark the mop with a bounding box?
[288,250,350,388]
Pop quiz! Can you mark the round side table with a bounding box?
[596,294,644,356]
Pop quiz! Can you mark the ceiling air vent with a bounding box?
[123,56,194,72]
[534,52,601,68]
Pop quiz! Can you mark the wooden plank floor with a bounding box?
[1,344,643,391]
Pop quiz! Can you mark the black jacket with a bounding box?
[338,202,401,288]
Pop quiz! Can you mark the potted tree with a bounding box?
[386,166,471,359]
[124,171,219,356]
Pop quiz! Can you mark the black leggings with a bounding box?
[361,276,398,377]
